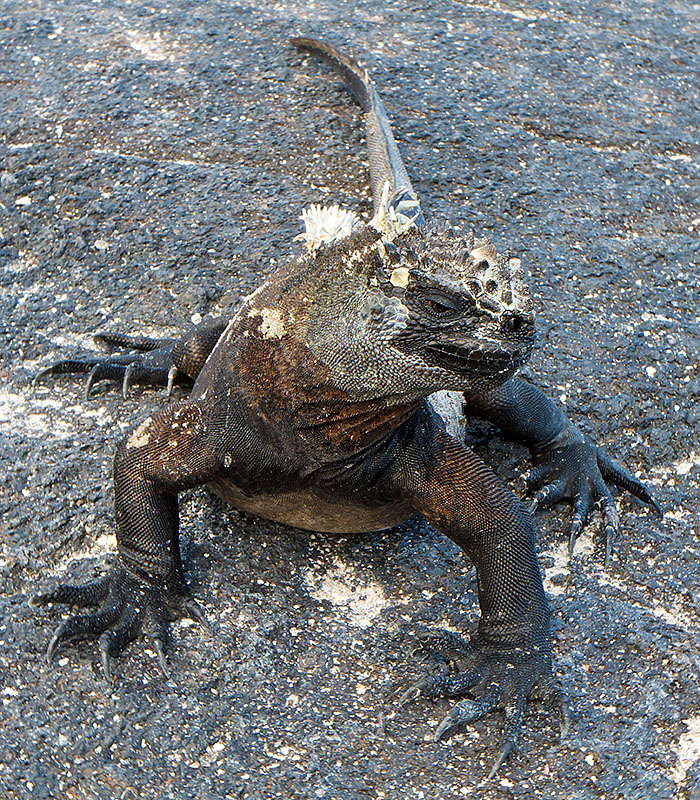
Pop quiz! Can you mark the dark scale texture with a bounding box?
[2,2,699,799]
[387,428,549,636]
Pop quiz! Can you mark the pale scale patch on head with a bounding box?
[388,225,533,320]
[375,241,411,289]
[461,237,533,318]
[294,204,362,254]
[389,267,410,288]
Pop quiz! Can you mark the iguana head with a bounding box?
[293,205,534,401]
[373,224,535,391]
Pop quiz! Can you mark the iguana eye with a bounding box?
[421,292,460,318]
[428,298,454,315]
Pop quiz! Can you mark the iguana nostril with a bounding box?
[503,314,527,332]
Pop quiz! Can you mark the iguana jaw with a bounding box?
[425,338,530,374]
[396,323,534,391]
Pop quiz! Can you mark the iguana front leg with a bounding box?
[32,399,226,678]
[381,423,564,775]
[36,319,226,399]
[464,378,660,563]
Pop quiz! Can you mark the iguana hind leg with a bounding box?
[35,319,227,399]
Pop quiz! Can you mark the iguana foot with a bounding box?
[399,627,567,778]
[30,568,207,680]
[526,434,661,566]
[35,333,182,399]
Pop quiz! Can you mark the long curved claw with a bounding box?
[122,363,172,398]
[180,597,210,633]
[100,640,113,682]
[34,359,98,383]
[153,637,169,676]
[559,693,571,739]
[486,691,526,778]
[598,453,662,516]
[46,630,62,665]
[97,605,150,680]
[398,683,423,707]
[433,690,500,742]
[84,362,169,399]
[85,364,99,399]
[524,464,553,492]
[529,478,567,513]
[166,366,179,398]
[488,739,515,780]
[122,364,136,399]
[484,677,539,779]
[600,493,621,567]
[85,363,128,399]
[531,674,570,738]
[47,603,123,663]
[568,490,590,559]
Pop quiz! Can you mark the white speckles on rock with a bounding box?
[671,717,700,783]
[125,30,179,61]
[305,558,388,627]
[65,532,118,567]
[672,451,699,476]
[541,536,594,595]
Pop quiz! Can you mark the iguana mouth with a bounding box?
[422,342,527,376]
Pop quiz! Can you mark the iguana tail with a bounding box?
[290,36,424,228]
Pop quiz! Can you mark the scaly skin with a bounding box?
[33,38,658,777]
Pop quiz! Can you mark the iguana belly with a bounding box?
[206,391,463,534]
[207,477,414,534]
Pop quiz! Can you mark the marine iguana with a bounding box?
[33,37,659,775]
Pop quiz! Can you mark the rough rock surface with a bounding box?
[1,1,698,798]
